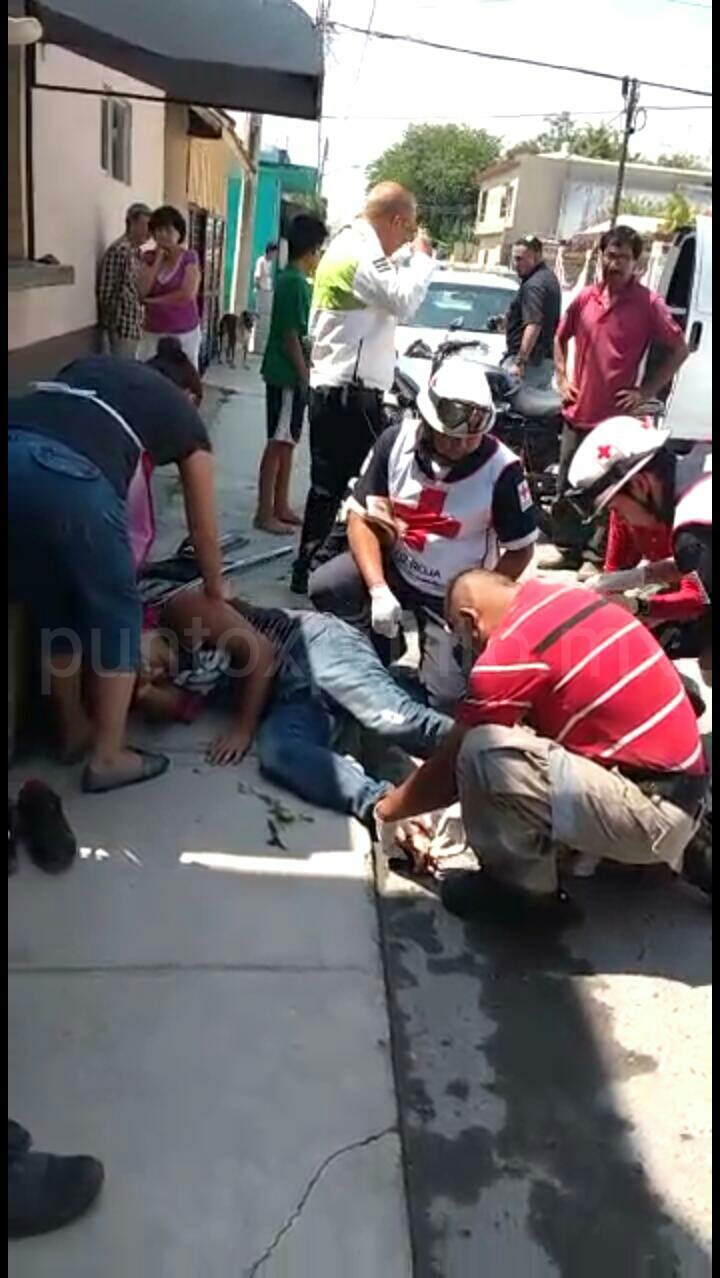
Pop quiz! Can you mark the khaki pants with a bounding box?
[457,724,698,895]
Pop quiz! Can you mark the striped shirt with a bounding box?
[457,580,704,775]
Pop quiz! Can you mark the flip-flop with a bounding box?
[81,749,170,795]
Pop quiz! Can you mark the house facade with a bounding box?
[475,152,712,266]
[8,41,165,384]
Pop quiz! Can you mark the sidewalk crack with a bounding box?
[244,1125,396,1276]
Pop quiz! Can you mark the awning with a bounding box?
[28,0,323,120]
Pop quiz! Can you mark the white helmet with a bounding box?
[567,416,671,516]
[416,348,496,438]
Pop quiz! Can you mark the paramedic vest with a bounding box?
[384,418,522,597]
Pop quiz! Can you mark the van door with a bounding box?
[658,218,712,443]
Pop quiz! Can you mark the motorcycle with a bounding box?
[387,338,563,538]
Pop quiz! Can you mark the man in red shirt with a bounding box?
[375,568,708,919]
[551,224,689,565]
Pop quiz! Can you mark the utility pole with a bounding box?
[610,77,641,227]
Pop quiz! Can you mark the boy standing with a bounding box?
[255,215,327,533]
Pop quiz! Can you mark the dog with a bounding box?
[218,311,256,367]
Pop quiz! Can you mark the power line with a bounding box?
[327,21,713,98]
[322,103,713,121]
[339,0,377,121]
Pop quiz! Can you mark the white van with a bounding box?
[655,215,712,444]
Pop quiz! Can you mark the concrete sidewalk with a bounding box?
[8,358,411,1277]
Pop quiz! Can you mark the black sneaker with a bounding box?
[441,869,580,928]
[290,561,309,596]
[8,1120,32,1159]
[8,1149,104,1238]
[682,816,712,897]
[8,800,18,876]
[16,782,77,874]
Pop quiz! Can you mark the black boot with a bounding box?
[441,869,581,928]
[8,1146,104,1238]
[16,782,77,874]
[8,1120,32,1158]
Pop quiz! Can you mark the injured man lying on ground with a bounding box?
[136,590,452,863]
[374,567,711,921]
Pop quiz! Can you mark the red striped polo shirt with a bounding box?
[457,579,704,775]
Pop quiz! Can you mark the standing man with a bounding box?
[253,241,279,357]
[551,224,689,565]
[291,181,435,594]
[504,235,561,389]
[97,203,151,359]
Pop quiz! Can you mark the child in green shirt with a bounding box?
[256,213,327,533]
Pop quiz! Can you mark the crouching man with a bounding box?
[375,568,709,920]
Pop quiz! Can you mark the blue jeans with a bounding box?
[8,430,141,670]
[256,613,452,826]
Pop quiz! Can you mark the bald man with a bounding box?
[376,568,708,919]
[292,182,435,593]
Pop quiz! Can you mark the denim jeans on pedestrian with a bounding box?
[256,612,452,827]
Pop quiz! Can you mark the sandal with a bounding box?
[81,749,170,795]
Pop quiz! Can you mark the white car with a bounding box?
[395,267,518,391]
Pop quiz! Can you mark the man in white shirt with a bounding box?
[292,182,435,593]
[253,241,279,356]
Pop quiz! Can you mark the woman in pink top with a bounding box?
[138,205,202,367]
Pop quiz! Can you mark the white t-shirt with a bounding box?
[254,255,274,292]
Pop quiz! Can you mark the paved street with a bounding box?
[9,359,712,1277]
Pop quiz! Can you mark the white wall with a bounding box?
[9,46,165,352]
[557,175,713,239]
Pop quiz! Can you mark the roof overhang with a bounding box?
[28,0,323,120]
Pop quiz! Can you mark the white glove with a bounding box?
[370,584,402,639]
[583,566,648,595]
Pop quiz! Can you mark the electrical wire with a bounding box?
[327,21,713,98]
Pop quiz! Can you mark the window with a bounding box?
[478,190,489,224]
[101,94,132,184]
[499,183,513,220]
[407,281,517,333]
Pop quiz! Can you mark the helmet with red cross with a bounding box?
[567,416,671,518]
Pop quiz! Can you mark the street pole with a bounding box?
[610,77,641,227]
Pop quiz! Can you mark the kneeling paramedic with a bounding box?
[375,568,708,920]
[309,346,538,708]
[567,416,711,670]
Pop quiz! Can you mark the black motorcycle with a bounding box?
[389,338,562,537]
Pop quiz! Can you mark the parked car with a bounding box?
[652,214,712,444]
[396,267,517,386]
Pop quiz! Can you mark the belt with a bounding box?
[312,384,382,407]
[617,765,707,818]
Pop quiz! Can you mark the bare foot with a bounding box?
[253,514,295,535]
[274,509,302,527]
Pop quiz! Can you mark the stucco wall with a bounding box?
[8,46,165,353]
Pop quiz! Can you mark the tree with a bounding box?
[366,123,502,243]
[505,112,662,163]
[604,188,697,234]
[657,152,708,172]
[505,112,632,162]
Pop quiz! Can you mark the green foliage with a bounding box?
[657,152,708,172]
[366,123,502,241]
[505,112,630,162]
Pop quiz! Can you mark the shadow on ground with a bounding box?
[379,867,712,1278]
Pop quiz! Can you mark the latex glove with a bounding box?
[370,584,402,639]
[583,566,648,595]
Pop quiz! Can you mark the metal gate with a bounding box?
[188,206,226,372]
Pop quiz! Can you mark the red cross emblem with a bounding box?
[597,443,613,461]
[391,488,462,551]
